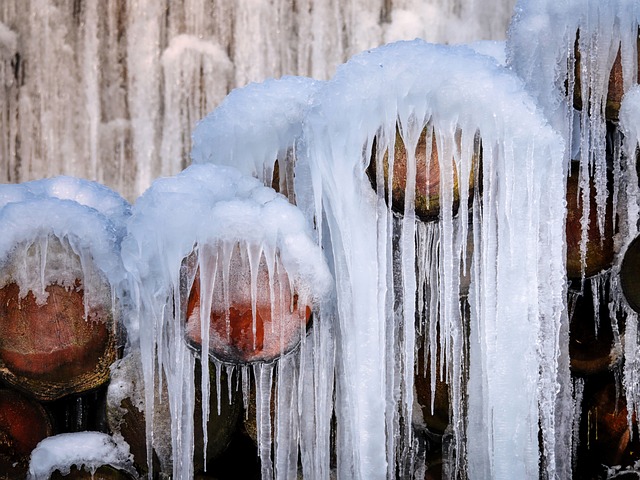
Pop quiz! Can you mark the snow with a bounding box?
[191,76,322,199]
[27,431,136,480]
[0,177,129,308]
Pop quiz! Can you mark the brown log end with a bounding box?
[367,128,479,222]
[568,281,620,376]
[185,256,312,364]
[573,32,640,121]
[578,374,640,471]
[565,163,614,279]
[193,361,242,473]
[0,282,116,401]
[414,342,450,435]
[0,388,52,478]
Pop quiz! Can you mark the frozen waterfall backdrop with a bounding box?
[1,1,640,480]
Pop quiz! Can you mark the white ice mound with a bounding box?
[0,177,130,304]
[190,76,321,182]
[122,162,332,317]
[27,431,136,480]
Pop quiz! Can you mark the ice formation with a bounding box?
[191,76,322,200]
[121,163,332,478]
[191,37,568,478]
[27,431,136,480]
[0,176,129,311]
[509,1,640,459]
[0,0,515,200]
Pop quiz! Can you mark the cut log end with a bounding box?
[0,388,52,477]
[185,266,312,364]
[565,163,614,279]
[367,127,478,222]
[573,32,640,121]
[0,282,116,401]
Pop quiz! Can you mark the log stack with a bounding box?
[573,32,640,121]
[565,162,615,279]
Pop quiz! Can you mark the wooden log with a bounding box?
[367,127,479,222]
[184,246,312,364]
[621,234,640,314]
[573,32,640,121]
[415,341,450,436]
[568,279,621,376]
[575,373,640,476]
[565,162,614,279]
[0,388,52,478]
[0,281,116,401]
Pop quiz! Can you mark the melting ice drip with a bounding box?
[0,0,515,201]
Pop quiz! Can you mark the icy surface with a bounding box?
[121,163,332,478]
[0,177,129,307]
[27,431,136,480]
[188,37,569,479]
[510,4,640,469]
[298,39,566,479]
[191,76,321,200]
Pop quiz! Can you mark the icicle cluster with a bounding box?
[121,163,332,479]
[192,38,567,478]
[509,1,640,461]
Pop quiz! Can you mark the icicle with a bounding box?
[254,362,275,480]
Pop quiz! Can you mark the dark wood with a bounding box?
[568,279,621,376]
[0,282,116,401]
[415,341,450,436]
[573,32,640,121]
[0,388,52,478]
[621,235,640,314]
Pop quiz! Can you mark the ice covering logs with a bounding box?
[121,164,332,478]
[0,177,129,401]
[191,38,567,478]
[510,4,640,475]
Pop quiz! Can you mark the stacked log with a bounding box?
[0,389,52,478]
[0,281,115,402]
[107,351,241,477]
[183,246,312,364]
[565,162,614,279]
[620,235,640,314]
[573,32,640,121]
[367,127,480,222]
[568,278,621,376]
[574,372,640,478]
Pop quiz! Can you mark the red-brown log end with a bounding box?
[0,282,116,401]
[0,388,52,477]
[185,269,312,364]
[565,164,614,279]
